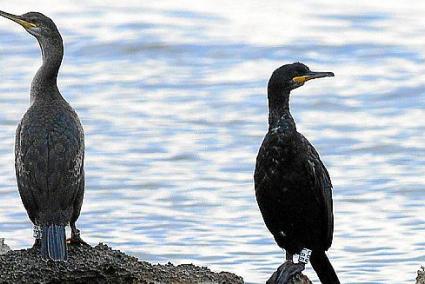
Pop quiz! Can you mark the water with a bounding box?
[0,1,424,283]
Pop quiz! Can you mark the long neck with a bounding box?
[267,86,295,132]
[30,35,64,103]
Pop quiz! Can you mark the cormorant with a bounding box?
[0,11,86,261]
[254,63,339,283]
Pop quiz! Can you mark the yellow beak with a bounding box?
[0,10,37,29]
[292,71,335,85]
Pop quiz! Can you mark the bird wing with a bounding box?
[48,118,84,210]
[45,107,84,212]
[70,166,85,225]
[254,132,283,194]
[15,122,38,224]
[254,131,293,233]
[15,106,84,224]
[298,133,334,249]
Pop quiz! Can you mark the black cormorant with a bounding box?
[0,11,86,261]
[254,63,339,283]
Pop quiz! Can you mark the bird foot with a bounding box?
[32,239,41,249]
[67,232,89,246]
[267,261,305,284]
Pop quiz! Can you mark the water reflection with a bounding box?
[0,1,424,283]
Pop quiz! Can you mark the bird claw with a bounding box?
[267,261,305,284]
[66,232,89,246]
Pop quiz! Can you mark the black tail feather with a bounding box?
[41,225,67,261]
[310,250,340,284]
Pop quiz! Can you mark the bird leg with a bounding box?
[32,238,41,249]
[67,223,89,246]
[267,252,306,284]
[286,252,293,261]
[33,224,42,240]
[32,224,42,249]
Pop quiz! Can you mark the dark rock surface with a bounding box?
[2,238,420,284]
[0,243,243,284]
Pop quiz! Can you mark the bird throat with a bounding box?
[30,36,64,103]
[268,89,292,129]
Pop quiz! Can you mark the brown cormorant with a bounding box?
[254,63,339,283]
[0,10,86,261]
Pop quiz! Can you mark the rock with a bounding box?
[267,273,312,284]
[266,262,312,284]
[417,267,425,284]
[0,243,244,284]
[0,238,11,255]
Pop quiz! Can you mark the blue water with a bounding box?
[0,1,424,283]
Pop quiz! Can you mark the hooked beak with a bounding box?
[0,10,36,29]
[292,71,335,85]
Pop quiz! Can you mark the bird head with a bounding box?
[268,62,334,93]
[0,11,59,40]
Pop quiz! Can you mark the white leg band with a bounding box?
[298,248,312,264]
[33,225,42,239]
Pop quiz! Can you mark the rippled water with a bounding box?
[0,1,424,283]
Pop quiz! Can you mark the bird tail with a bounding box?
[41,224,67,261]
[310,250,340,284]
